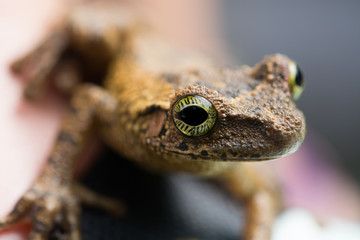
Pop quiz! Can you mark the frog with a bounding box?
[0,2,305,240]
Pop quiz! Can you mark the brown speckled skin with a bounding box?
[0,3,305,240]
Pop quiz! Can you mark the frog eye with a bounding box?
[172,95,217,137]
[288,61,305,101]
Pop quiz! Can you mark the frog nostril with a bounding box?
[266,128,275,136]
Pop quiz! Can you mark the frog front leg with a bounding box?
[11,30,69,100]
[11,3,135,100]
[0,84,121,239]
[220,163,281,240]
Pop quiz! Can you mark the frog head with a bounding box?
[143,54,306,164]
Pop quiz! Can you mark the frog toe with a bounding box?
[29,195,82,240]
[0,193,34,229]
[74,182,126,217]
[29,203,60,239]
[1,184,83,240]
[64,201,82,240]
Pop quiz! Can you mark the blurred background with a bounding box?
[220,0,360,183]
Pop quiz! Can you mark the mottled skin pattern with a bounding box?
[0,3,305,240]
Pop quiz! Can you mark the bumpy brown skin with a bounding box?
[1,3,305,240]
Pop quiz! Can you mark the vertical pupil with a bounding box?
[179,106,208,126]
[295,65,304,86]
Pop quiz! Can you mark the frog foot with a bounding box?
[0,181,82,239]
[11,30,71,100]
[0,182,125,240]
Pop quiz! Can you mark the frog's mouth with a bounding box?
[161,129,305,162]
[163,143,301,162]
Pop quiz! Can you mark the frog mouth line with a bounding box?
[165,149,280,162]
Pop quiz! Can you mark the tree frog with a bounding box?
[0,3,305,240]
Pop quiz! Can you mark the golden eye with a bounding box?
[172,95,217,137]
[288,61,305,101]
